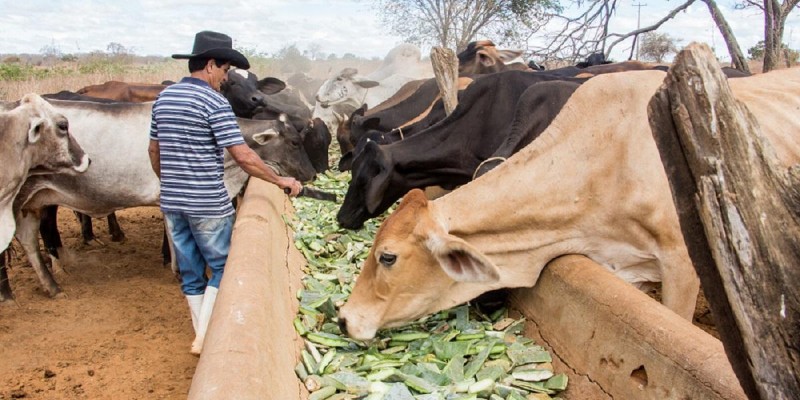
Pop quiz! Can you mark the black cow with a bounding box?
[576,52,612,68]
[222,69,329,172]
[221,69,310,129]
[298,117,331,173]
[337,70,585,229]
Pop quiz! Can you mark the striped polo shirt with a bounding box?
[149,77,245,217]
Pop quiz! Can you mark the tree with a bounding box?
[274,44,311,73]
[374,0,561,52]
[306,43,324,61]
[748,40,799,65]
[736,0,800,71]
[106,42,129,56]
[531,0,700,64]
[639,32,680,62]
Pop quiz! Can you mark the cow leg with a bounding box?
[659,250,700,321]
[0,250,13,302]
[107,212,126,242]
[17,211,62,298]
[161,219,179,279]
[74,211,97,244]
[161,229,172,266]
[39,206,64,270]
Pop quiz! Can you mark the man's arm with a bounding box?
[148,139,161,178]
[227,143,302,196]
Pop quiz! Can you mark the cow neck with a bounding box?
[430,71,671,290]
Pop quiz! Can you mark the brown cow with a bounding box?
[457,40,528,76]
[338,67,800,340]
[76,81,167,102]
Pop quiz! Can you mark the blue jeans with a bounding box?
[164,212,235,295]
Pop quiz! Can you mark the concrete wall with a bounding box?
[188,179,307,400]
[512,255,746,400]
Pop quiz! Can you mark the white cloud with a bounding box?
[1,0,797,62]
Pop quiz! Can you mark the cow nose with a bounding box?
[338,317,348,336]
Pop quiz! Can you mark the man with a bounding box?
[148,30,302,355]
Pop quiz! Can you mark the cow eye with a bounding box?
[379,253,397,267]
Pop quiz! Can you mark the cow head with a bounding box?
[314,68,379,109]
[338,189,501,340]
[13,94,90,175]
[298,117,331,173]
[457,40,524,76]
[239,114,316,182]
[221,69,286,118]
[337,140,397,229]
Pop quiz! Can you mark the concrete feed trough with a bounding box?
[187,180,745,400]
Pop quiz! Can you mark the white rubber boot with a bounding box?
[185,294,204,333]
[190,286,218,356]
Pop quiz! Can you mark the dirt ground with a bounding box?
[0,207,196,400]
[0,205,719,400]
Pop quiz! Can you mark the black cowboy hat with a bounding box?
[172,30,250,69]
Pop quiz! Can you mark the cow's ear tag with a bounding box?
[28,117,45,143]
[252,129,278,145]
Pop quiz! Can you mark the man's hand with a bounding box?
[278,176,302,197]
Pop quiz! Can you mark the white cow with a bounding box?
[4,99,316,300]
[312,44,435,134]
[0,94,89,252]
[338,67,800,340]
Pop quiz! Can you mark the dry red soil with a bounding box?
[0,207,196,400]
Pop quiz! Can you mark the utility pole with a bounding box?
[633,2,647,60]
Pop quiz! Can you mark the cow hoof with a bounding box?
[111,234,126,243]
[50,291,67,300]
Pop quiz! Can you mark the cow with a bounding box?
[221,69,310,126]
[76,81,168,102]
[43,90,119,103]
[575,51,612,68]
[312,44,435,135]
[456,40,528,76]
[336,76,476,172]
[1,99,316,301]
[220,69,329,172]
[337,70,585,230]
[0,94,90,253]
[41,91,129,243]
[298,117,332,173]
[337,67,800,340]
[285,72,325,108]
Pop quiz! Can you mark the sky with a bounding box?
[1,0,798,63]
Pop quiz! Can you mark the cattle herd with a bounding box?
[2,41,798,345]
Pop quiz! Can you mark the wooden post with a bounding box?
[430,47,459,115]
[648,42,800,400]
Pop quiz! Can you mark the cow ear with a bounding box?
[427,230,500,283]
[252,128,278,145]
[363,141,392,214]
[341,68,358,78]
[497,49,523,63]
[28,117,45,143]
[258,77,286,94]
[477,51,498,67]
[355,79,379,89]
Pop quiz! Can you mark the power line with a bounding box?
[633,2,647,60]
